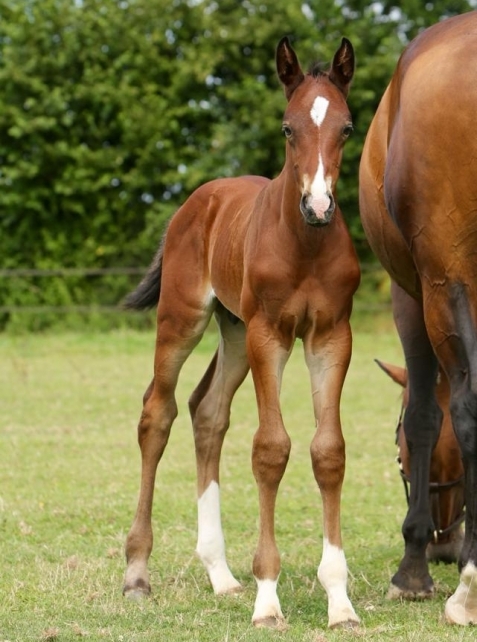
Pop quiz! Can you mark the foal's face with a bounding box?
[282,78,353,226]
[276,36,354,227]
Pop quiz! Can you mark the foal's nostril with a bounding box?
[300,192,309,211]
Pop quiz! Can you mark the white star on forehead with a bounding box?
[310,96,329,127]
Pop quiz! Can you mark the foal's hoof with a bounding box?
[123,579,151,601]
[218,583,244,596]
[253,615,288,631]
[330,619,360,630]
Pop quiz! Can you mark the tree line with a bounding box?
[0,0,474,329]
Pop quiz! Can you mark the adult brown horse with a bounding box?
[376,289,465,566]
[360,11,477,624]
[123,37,360,628]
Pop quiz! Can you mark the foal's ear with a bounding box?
[329,37,355,98]
[276,36,305,101]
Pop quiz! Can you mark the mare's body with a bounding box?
[360,11,477,624]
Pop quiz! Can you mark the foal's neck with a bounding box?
[273,164,325,249]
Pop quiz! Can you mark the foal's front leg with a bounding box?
[305,323,359,628]
[246,319,292,628]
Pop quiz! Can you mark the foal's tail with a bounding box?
[122,236,165,310]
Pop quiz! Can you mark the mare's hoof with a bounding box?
[445,599,477,625]
[445,601,477,625]
[387,582,435,601]
[445,564,477,625]
[253,615,288,631]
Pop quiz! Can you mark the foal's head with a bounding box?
[276,37,354,226]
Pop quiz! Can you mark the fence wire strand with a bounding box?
[0,265,389,314]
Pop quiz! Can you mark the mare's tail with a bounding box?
[123,236,165,310]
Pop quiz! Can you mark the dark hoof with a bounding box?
[387,582,435,600]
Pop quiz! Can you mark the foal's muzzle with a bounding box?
[300,191,335,227]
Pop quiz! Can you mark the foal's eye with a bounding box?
[282,124,293,138]
[342,124,353,139]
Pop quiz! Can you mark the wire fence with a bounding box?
[0,264,391,314]
[0,267,146,278]
[0,266,147,314]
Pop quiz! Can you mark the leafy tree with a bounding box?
[0,0,474,329]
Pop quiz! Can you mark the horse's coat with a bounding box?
[123,37,360,628]
[360,11,477,624]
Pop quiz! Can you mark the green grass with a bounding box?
[0,321,473,641]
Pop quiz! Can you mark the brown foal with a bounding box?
[123,36,360,629]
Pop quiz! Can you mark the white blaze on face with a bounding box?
[307,95,332,217]
[310,95,329,127]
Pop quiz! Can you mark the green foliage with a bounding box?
[0,0,475,329]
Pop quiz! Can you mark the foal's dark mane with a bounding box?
[308,62,328,78]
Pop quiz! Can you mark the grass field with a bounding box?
[0,318,474,641]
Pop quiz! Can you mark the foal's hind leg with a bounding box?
[189,310,249,595]
[123,309,212,599]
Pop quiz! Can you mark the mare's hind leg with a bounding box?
[305,321,359,628]
[189,309,249,595]
[123,307,213,599]
[389,283,441,599]
[443,284,477,624]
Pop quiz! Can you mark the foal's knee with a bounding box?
[192,402,230,454]
[310,431,345,490]
[252,428,291,485]
[137,389,178,448]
